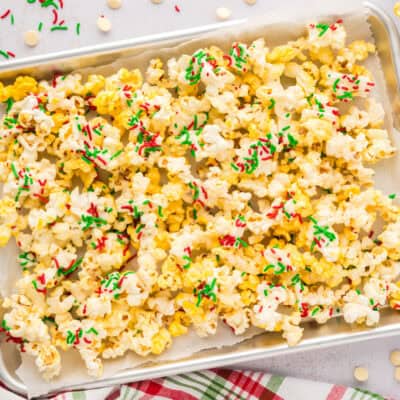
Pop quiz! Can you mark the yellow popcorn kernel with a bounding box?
[151,328,171,355]
[119,68,143,89]
[208,46,225,64]
[84,74,105,95]
[113,109,133,130]
[182,300,204,318]
[239,274,259,291]
[147,167,161,194]
[342,227,358,241]
[0,197,16,217]
[267,45,298,63]
[64,158,97,188]
[11,76,38,101]
[168,320,188,337]
[243,73,262,94]
[240,289,256,306]
[347,40,375,61]
[93,91,122,116]
[0,225,11,247]
[248,123,262,139]
[154,231,170,250]
[309,47,334,65]
[51,112,69,133]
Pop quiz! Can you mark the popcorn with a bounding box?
[1,21,399,380]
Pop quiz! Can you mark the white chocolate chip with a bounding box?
[353,366,368,382]
[97,16,112,32]
[107,0,122,9]
[151,0,163,3]
[390,350,400,366]
[395,367,400,382]
[24,30,40,47]
[244,0,257,4]
[216,7,232,21]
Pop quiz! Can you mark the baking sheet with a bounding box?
[0,0,397,397]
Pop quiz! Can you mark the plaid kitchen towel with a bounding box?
[8,368,389,400]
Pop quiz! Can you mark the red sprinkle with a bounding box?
[52,9,58,25]
[300,303,309,317]
[87,202,99,218]
[174,5,181,12]
[0,9,10,19]
[6,51,15,58]
[96,236,108,251]
[37,273,46,285]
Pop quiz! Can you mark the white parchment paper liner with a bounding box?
[0,0,396,397]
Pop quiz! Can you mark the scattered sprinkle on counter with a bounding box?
[24,30,40,47]
[97,15,112,32]
[353,366,369,382]
[151,0,163,3]
[216,7,232,20]
[107,0,122,9]
[244,0,257,4]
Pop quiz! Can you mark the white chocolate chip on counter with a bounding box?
[244,0,257,4]
[151,0,163,3]
[353,366,369,382]
[216,7,232,21]
[390,349,400,366]
[97,16,112,32]
[107,0,122,9]
[24,30,40,47]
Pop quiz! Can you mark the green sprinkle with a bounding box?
[311,306,321,316]
[316,23,329,37]
[157,206,163,217]
[11,163,18,179]
[230,162,239,172]
[81,156,92,164]
[2,319,10,331]
[337,91,353,100]
[38,22,43,32]
[110,149,123,160]
[0,50,9,59]
[41,0,58,9]
[135,224,145,234]
[4,98,14,113]
[268,98,276,110]
[51,25,68,32]
[355,289,361,295]
[287,134,298,148]
[389,193,396,199]
[333,78,340,92]
[66,330,75,345]
[76,23,81,36]
[369,298,375,306]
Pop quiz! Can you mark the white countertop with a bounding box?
[2,0,400,398]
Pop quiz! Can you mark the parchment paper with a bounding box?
[0,0,397,397]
